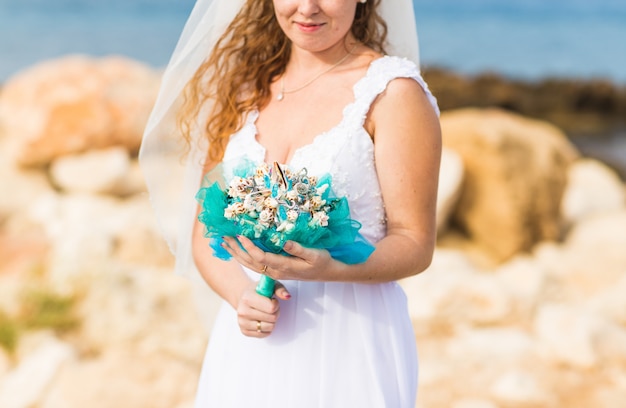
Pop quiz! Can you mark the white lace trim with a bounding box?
[344,55,439,131]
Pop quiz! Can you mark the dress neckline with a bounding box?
[247,56,389,166]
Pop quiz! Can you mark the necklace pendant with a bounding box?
[277,92,284,101]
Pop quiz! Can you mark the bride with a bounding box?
[141,0,441,406]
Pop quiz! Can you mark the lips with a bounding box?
[295,21,325,32]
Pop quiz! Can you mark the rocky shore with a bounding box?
[0,55,625,408]
[422,67,626,138]
[423,67,626,178]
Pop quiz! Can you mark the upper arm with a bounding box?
[370,77,442,245]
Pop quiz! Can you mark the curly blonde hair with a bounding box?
[178,0,388,163]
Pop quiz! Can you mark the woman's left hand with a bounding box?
[221,235,334,281]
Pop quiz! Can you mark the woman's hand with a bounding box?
[236,280,290,338]
[222,235,334,282]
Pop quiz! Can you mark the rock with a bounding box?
[110,195,174,268]
[565,209,626,263]
[560,210,626,295]
[403,248,512,326]
[0,271,25,316]
[451,398,498,408]
[592,386,626,408]
[175,400,196,408]
[0,348,10,379]
[447,328,537,365]
[445,276,512,325]
[591,370,626,408]
[561,158,626,226]
[25,192,171,287]
[400,248,478,328]
[594,321,626,366]
[533,304,600,368]
[77,266,207,362]
[429,327,547,407]
[0,55,160,167]
[0,336,75,408]
[422,67,626,137]
[49,147,131,195]
[0,158,53,223]
[490,369,552,406]
[416,359,451,387]
[441,108,579,262]
[39,350,199,408]
[587,275,626,326]
[26,192,119,289]
[436,147,464,234]
[0,232,49,315]
[495,254,548,318]
[532,241,567,276]
[115,159,148,197]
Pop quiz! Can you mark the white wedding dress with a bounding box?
[194,56,438,408]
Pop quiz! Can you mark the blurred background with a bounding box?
[0,1,625,407]
[1,0,625,82]
[1,0,624,172]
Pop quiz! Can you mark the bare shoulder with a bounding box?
[368,75,440,142]
[376,75,436,115]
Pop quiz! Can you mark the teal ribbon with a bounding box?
[255,274,275,298]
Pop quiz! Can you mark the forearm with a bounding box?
[192,232,254,309]
[330,231,434,283]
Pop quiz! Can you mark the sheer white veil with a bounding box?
[139,0,421,282]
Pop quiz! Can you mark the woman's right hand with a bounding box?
[236,281,290,338]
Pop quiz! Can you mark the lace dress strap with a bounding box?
[344,56,440,131]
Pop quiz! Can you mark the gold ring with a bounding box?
[256,320,262,333]
[261,265,268,274]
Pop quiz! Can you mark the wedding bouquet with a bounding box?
[196,158,374,297]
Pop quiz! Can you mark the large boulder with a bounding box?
[0,55,160,167]
[441,108,579,262]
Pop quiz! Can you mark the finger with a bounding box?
[235,235,268,262]
[224,236,273,274]
[281,240,314,261]
[238,304,279,323]
[251,319,276,334]
[273,281,291,300]
[238,316,278,338]
[281,241,331,270]
[240,326,271,338]
[222,237,263,273]
[222,236,252,260]
[239,291,280,316]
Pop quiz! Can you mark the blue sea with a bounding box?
[0,0,625,84]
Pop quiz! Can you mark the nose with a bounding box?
[297,0,320,17]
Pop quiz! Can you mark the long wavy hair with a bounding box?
[178,0,388,163]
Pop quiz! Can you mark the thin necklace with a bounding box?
[277,44,357,101]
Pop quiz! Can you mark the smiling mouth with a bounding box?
[296,22,325,28]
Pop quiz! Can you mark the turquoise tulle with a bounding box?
[196,159,375,265]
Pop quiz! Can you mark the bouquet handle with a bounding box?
[255,275,276,298]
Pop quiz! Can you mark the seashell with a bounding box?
[295,182,309,195]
